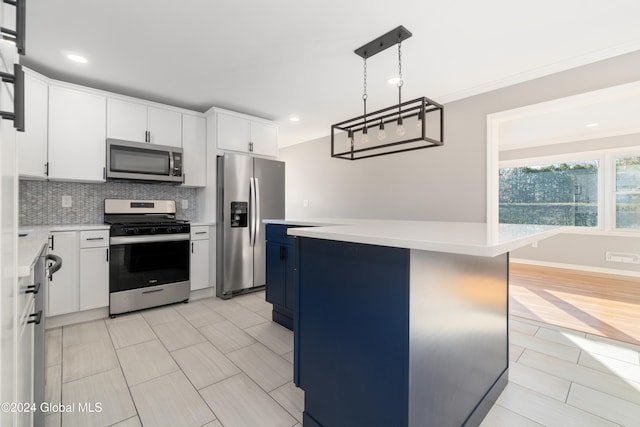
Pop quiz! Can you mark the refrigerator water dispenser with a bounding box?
[230,201,248,227]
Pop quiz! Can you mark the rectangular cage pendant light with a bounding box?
[331,26,444,160]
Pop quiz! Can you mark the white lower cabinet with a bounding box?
[79,230,110,310]
[47,232,78,317]
[47,229,110,317]
[16,297,34,427]
[190,226,211,291]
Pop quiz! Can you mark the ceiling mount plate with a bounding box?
[354,26,413,59]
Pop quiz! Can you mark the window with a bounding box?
[614,156,640,229]
[499,161,599,227]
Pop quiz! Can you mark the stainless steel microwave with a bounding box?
[106,139,183,183]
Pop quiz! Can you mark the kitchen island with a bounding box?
[270,220,561,427]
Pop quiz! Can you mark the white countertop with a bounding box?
[268,219,562,257]
[17,224,110,278]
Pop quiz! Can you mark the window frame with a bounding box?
[493,148,640,236]
[607,148,640,231]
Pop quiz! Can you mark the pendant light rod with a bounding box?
[354,26,412,59]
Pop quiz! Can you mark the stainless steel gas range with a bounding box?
[104,199,190,316]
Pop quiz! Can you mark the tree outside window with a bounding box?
[615,156,640,229]
[499,161,599,227]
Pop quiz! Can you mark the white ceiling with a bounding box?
[21,0,640,147]
[498,82,640,149]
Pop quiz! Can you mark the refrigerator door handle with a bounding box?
[249,176,256,245]
[254,178,261,247]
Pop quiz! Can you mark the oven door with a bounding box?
[109,236,190,293]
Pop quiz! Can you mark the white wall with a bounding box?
[279,50,640,274]
[280,134,483,221]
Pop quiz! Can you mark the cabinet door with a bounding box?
[284,243,296,311]
[251,121,278,157]
[216,112,251,153]
[266,241,285,306]
[182,114,206,186]
[79,247,109,310]
[47,232,78,316]
[148,106,182,147]
[107,98,147,143]
[48,86,107,181]
[16,301,35,427]
[0,38,18,427]
[17,73,48,178]
[190,239,210,290]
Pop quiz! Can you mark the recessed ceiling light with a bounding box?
[65,53,88,64]
[387,77,400,85]
[586,122,599,127]
[289,116,300,122]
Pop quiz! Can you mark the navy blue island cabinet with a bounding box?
[265,224,302,330]
[293,237,509,427]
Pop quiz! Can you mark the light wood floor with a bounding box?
[510,263,640,346]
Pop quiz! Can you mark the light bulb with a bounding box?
[377,120,386,140]
[346,129,354,147]
[416,117,422,131]
[396,117,405,136]
[361,127,369,144]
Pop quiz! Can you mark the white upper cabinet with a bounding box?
[182,114,206,187]
[216,110,278,157]
[147,106,182,146]
[107,98,147,142]
[17,71,48,178]
[217,112,251,152]
[250,121,278,157]
[107,98,182,147]
[48,85,107,182]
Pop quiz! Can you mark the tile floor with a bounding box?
[44,291,640,426]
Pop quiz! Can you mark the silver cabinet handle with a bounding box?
[85,237,104,241]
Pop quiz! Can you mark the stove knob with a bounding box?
[133,228,140,235]
[126,228,135,235]
[150,227,157,234]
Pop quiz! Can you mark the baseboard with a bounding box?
[46,307,109,329]
[190,287,215,301]
[511,258,640,278]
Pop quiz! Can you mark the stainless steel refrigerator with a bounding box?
[217,153,285,298]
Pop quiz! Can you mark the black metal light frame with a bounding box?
[331,96,443,160]
[331,26,444,160]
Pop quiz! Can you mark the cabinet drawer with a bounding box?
[79,230,110,248]
[190,226,210,240]
[266,224,300,244]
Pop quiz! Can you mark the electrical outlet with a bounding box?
[61,195,72,208]
[181,199,189,209]
[605,251,639,264]
[303,199,309,208]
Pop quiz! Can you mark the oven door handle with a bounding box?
[110,234,190,245]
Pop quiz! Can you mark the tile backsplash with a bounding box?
[20,180,198,225]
